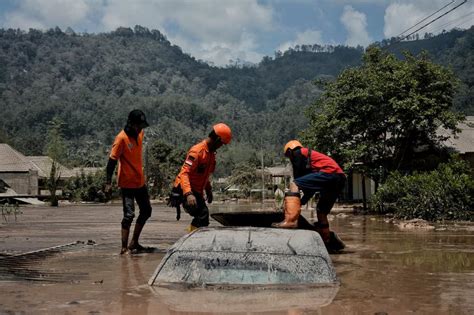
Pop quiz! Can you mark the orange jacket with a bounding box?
[174,140,216,196]
[109,130,145,188]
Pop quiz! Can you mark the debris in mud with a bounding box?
[0,241,93,282]
[396,219,435,230]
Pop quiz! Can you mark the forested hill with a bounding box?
[382,27,474,114]
[0,25,472,174]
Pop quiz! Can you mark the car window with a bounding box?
[155,251,336,285]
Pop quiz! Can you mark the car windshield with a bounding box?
[155,250,335,285]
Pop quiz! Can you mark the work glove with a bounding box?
[206,189,213,204]
[167,187,183,221]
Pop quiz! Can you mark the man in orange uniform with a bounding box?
[273,140,346,245]
[105,109,152,254]
[171,123,232,232]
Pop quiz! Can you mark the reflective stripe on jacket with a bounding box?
[174,140,216,195]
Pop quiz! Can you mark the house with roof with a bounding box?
[349,116,474,202]
[0,143,101,200]
[0,143,39,196]
[438,116,474,171]
[28,156,76,195]
[260,117,474,203]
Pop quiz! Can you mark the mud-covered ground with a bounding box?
[0,202,473,314]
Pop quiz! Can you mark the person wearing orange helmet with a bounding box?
[273,140,346,245]
[169,123,232,232]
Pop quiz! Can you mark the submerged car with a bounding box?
[149,225,339,313]
[149,226,337,286]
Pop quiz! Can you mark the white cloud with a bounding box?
[172,31,264,66]
[100,0,274,66]
[3,0,274,65]
[330,0,389,3]
[340,5,371,47]
[276,29,324,52]
[384,0,474,38]
[3,0,94,30]
[0,0,275,66]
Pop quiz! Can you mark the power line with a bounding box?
[456,17,474,28]
[395,0,456,38]
[396,0,468,43]
[425,11,474,34]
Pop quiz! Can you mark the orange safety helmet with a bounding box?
[213,123,232,144]
[283,140,302,155]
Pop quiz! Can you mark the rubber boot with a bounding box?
[272,192,301,228]
[187,224,198,233]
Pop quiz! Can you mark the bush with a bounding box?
[64,169,111,202]
[371,159,474,221]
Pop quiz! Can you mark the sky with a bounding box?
[0,0,473,66]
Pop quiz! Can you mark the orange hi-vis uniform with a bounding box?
[174,140,216,196]
[109,130,145,189]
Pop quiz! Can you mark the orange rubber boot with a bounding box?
[272,192,301,228]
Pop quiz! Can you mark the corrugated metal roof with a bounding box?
[28,156,76,178]
[438,116,474,154]
[265,165,292,176]
[0,143,34,172]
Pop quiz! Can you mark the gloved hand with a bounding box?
[167,188,183,221]
[206,189,213,204]
[167,191,181,208]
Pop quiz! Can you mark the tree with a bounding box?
[45,117,66,206]
[227,163,259,198]
[147,139,185,197]
[302,46,464,184]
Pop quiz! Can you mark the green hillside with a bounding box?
[0,26,472,175]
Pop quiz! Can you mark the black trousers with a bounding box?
[121,185,152,229]
[183,192,209,228]
[294,172,346,214]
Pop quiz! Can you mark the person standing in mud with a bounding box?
[105,109,152,255]
[272,140,346,246]
[168,123,232,232]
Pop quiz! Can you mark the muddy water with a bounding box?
[0,203,473,314]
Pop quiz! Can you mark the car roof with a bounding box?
[172,226,328,256]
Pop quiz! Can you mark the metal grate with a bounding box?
[0,241,94,282]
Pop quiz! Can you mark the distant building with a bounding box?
[438,116,474,171]
[264,165,292,187]
[350,116,474,201]
[28,156,76,195]
[0,143,103,199]
[0,143,38,195]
